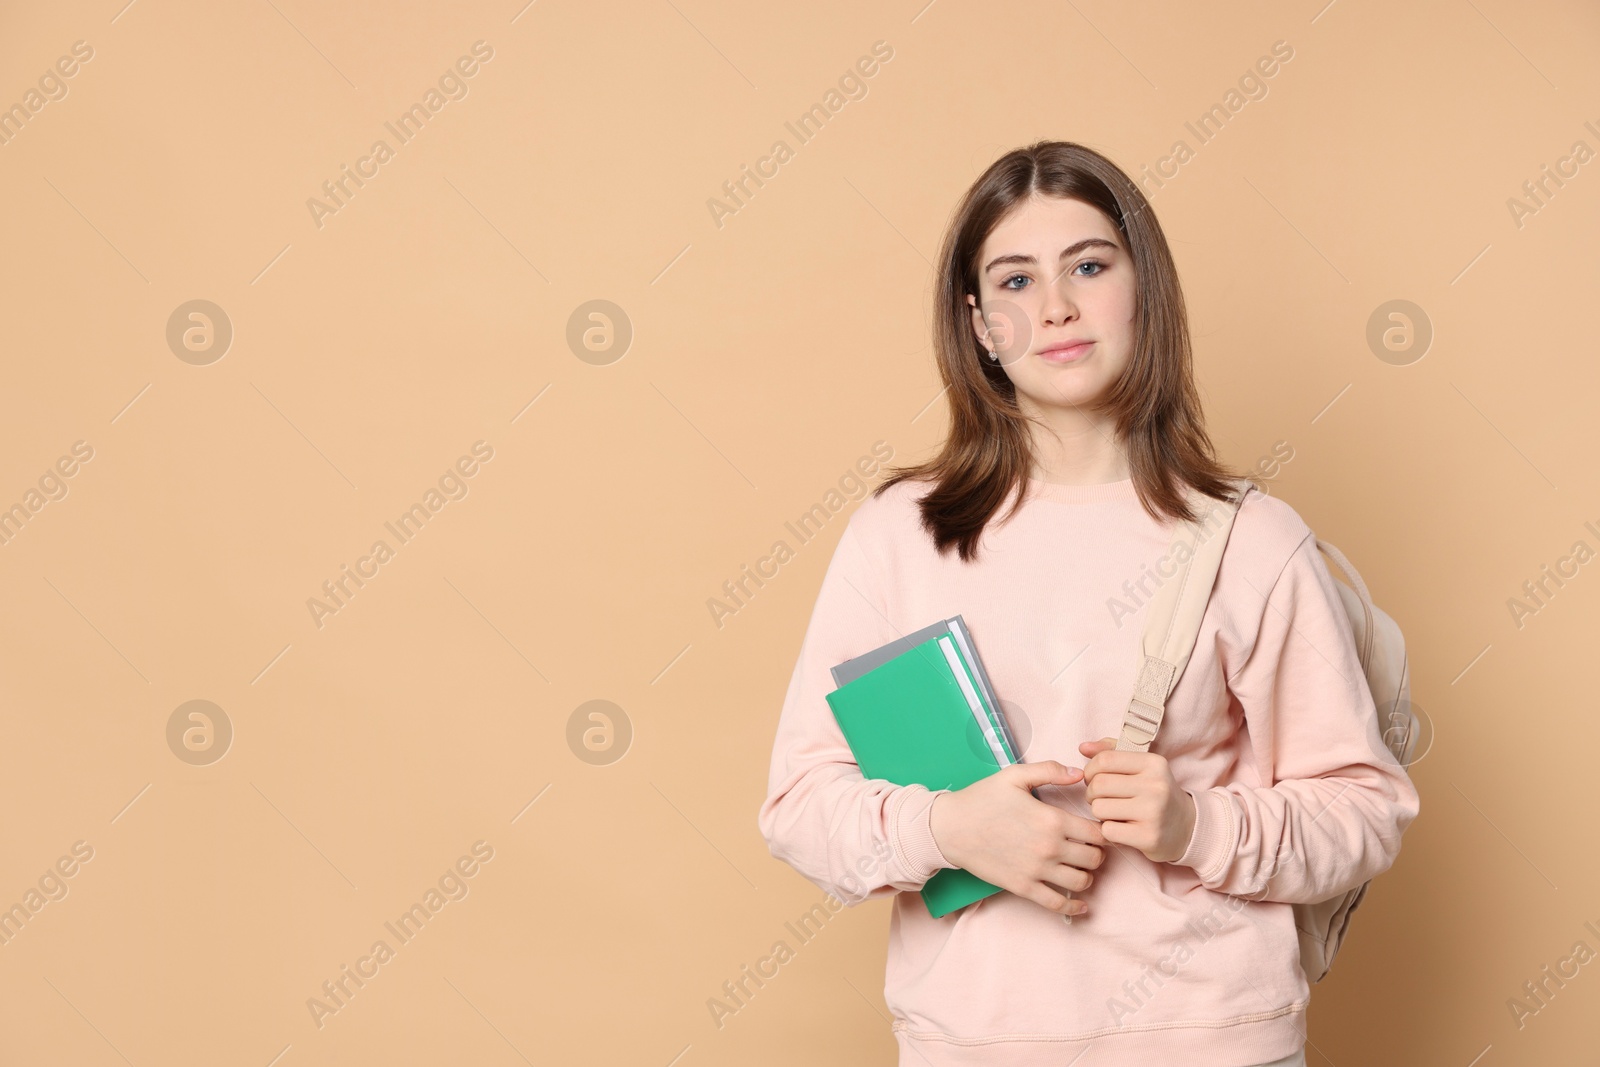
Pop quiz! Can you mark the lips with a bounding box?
[1036,341,1094,363]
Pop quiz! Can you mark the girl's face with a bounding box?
[966,194,1138,417]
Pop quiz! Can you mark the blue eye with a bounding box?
[1001,260,1107,289]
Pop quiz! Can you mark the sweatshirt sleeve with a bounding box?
[1172,530,1420,904]
[757,516,957,906]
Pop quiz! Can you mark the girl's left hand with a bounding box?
[1077,737,1198,864]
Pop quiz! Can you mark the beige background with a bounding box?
[0,0,1595,1063]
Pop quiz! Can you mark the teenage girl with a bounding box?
[758,140,1418,1067]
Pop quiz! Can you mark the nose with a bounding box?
[1038,278,1078,327]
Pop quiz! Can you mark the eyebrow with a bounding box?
[983,237,1120,274]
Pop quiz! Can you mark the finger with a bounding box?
[1087,796,1142,823]
[1035,880,1089,915]
[1077,737,1119,758]
[1083,749,1149,778]
[1046,833,1105,871]
[1007,759,1084,790]
[1084,770,1141,800]
[1060,811,1108,848]
[1045,864,1094,892]
[1060,839,1104,871]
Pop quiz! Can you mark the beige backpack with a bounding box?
[1116,476,1418,984]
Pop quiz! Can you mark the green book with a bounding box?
[826,623,1013,918]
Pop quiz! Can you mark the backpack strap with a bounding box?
[1314,539,1376,668]
[1117,478,1254,752]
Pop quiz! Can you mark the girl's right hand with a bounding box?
[927,760,1105,917]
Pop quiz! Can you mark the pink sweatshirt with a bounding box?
[757,473,1419,1066]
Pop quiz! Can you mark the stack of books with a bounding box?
[826,616,1018,918]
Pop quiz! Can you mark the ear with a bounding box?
[966,294,990,351]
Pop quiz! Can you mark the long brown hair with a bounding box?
[875,140,1246,561]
